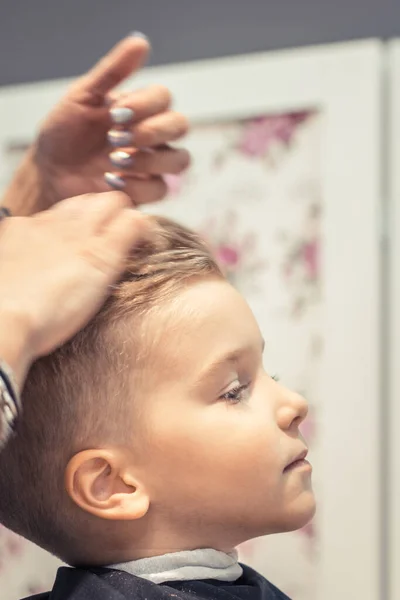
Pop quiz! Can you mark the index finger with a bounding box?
[73,34,150,99]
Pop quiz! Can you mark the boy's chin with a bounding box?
[276,492,317,534]
[254,491,317,537]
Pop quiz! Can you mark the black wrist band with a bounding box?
[0,360,21,450]
[0,364,21,415]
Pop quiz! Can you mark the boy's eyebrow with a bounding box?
[192,338,265,388]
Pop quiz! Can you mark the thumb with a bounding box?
[74,33,150,99]
[87,210,151,280]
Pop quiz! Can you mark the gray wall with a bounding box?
[0,0,398,86]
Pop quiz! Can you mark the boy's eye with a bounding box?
[220,381,251,404]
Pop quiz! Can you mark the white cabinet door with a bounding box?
[388,38,400,600]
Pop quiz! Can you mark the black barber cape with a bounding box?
[24,563,291,600]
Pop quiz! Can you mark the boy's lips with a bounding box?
[283,447,310,472]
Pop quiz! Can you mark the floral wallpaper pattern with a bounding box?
[0,110,322,600]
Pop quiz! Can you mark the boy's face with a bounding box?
[132,277,316,550]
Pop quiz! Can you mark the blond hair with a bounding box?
[0,216,222,562]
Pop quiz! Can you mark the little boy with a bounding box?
[0,216,315,600]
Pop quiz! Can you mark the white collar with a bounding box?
[108,548,243,584]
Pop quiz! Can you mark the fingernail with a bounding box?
[107,129,134,147]
[104,172,126,190]
[130,31,149,42]
[109,150,134,168]
[110,107,134,125]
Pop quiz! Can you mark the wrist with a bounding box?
[1,145,55,216]
[0,310,36,390]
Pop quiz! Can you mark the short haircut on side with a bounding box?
[0,215,222,563]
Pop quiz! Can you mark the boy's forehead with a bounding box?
[139,279,261,382]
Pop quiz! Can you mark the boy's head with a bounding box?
[0,216,315,566]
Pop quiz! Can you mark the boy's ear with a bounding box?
[65,448,150,521]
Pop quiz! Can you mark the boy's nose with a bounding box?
[276,389,309,432]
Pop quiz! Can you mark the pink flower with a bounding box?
[0,525,26,563]
[300,521,316,540]
[238,539,257,560]
[302,238,319,280]
[199,213,266,292]
[299,520,317,556]
[215,245,240,268]
[300,413,316,444]
[6,533,24,556]
[164,174,183,196]
[28,584,48,594]
[237,112,310,158]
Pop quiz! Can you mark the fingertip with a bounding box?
[76,35,150,97]
[123,208,153,235]
[105,207,150,253]
[130,31,150,43]
[121,32,151,56]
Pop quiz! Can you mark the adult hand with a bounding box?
[3,34,190,216]
[0,192,149,387]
